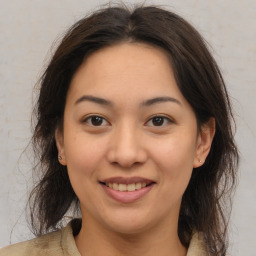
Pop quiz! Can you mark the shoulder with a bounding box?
[0,220,81,256]
[187,232,208,256]
[0,229,63,256]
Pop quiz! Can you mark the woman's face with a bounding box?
[56,42,212,234]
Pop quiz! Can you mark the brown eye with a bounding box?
[146,115,173,127]
[152,116,164,126]
[91,116,103,126]
[84,115,109,126]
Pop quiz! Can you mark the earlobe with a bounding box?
[55,127,67,166]
[193,118,215,168]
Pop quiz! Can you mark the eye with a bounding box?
[146,115,173,127]
[83,115,109,126]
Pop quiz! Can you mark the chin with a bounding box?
[101,210,158,235]
[108,221,150,235]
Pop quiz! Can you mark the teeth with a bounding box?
[119,184,126,191]
[135,183,142,190]
[113,183,119,190]
[127,183,135,191]
[106,182,148,192]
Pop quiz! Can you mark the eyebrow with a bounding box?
[75,95,181,107]
[75,95,113,106]
[141,96,182,107]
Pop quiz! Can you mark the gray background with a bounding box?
[0,0,255,255]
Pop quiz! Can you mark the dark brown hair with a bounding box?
[29,4,238,256]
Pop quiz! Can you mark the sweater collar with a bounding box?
[61,219,207,256]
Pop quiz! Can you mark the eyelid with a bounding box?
[81,114,174,127]
[145,115,174,127]
[82,114,110,126]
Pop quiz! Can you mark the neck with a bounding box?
[75,216,187,256]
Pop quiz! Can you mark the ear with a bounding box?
[55,126,67,166]
[193,117,215,168]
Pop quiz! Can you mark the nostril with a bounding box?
[106,139,147,168]
[111,160,144,168]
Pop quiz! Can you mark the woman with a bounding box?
[0,4,238,256]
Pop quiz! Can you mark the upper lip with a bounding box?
[100,176,155,185]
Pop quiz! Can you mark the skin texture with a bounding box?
[56,42,215,256]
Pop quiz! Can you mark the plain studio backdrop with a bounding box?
[0,0,255,255]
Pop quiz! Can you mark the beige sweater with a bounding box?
[0,222,207,256]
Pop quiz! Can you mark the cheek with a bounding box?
[150,133,197,184]
[155,137,197,207]
[64,131,107,177]
[63,132,109,204]
[156,135,196,164]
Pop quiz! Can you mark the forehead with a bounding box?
[81,42,171,73]
[67,42,185,105]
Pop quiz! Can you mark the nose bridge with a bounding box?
[107,120,146,167]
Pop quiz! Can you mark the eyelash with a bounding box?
[82,115,174,128]
[82,115,109,127]
[146,115,174,127]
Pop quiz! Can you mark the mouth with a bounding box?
[99,181,154,192]
[99,177,156,203]
[99,176,155,191]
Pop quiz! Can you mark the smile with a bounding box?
[99,177,156,203]
[104,182,149,192]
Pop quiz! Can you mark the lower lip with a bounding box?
[101,184,154,203]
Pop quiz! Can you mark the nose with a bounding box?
[106,124,147,168]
